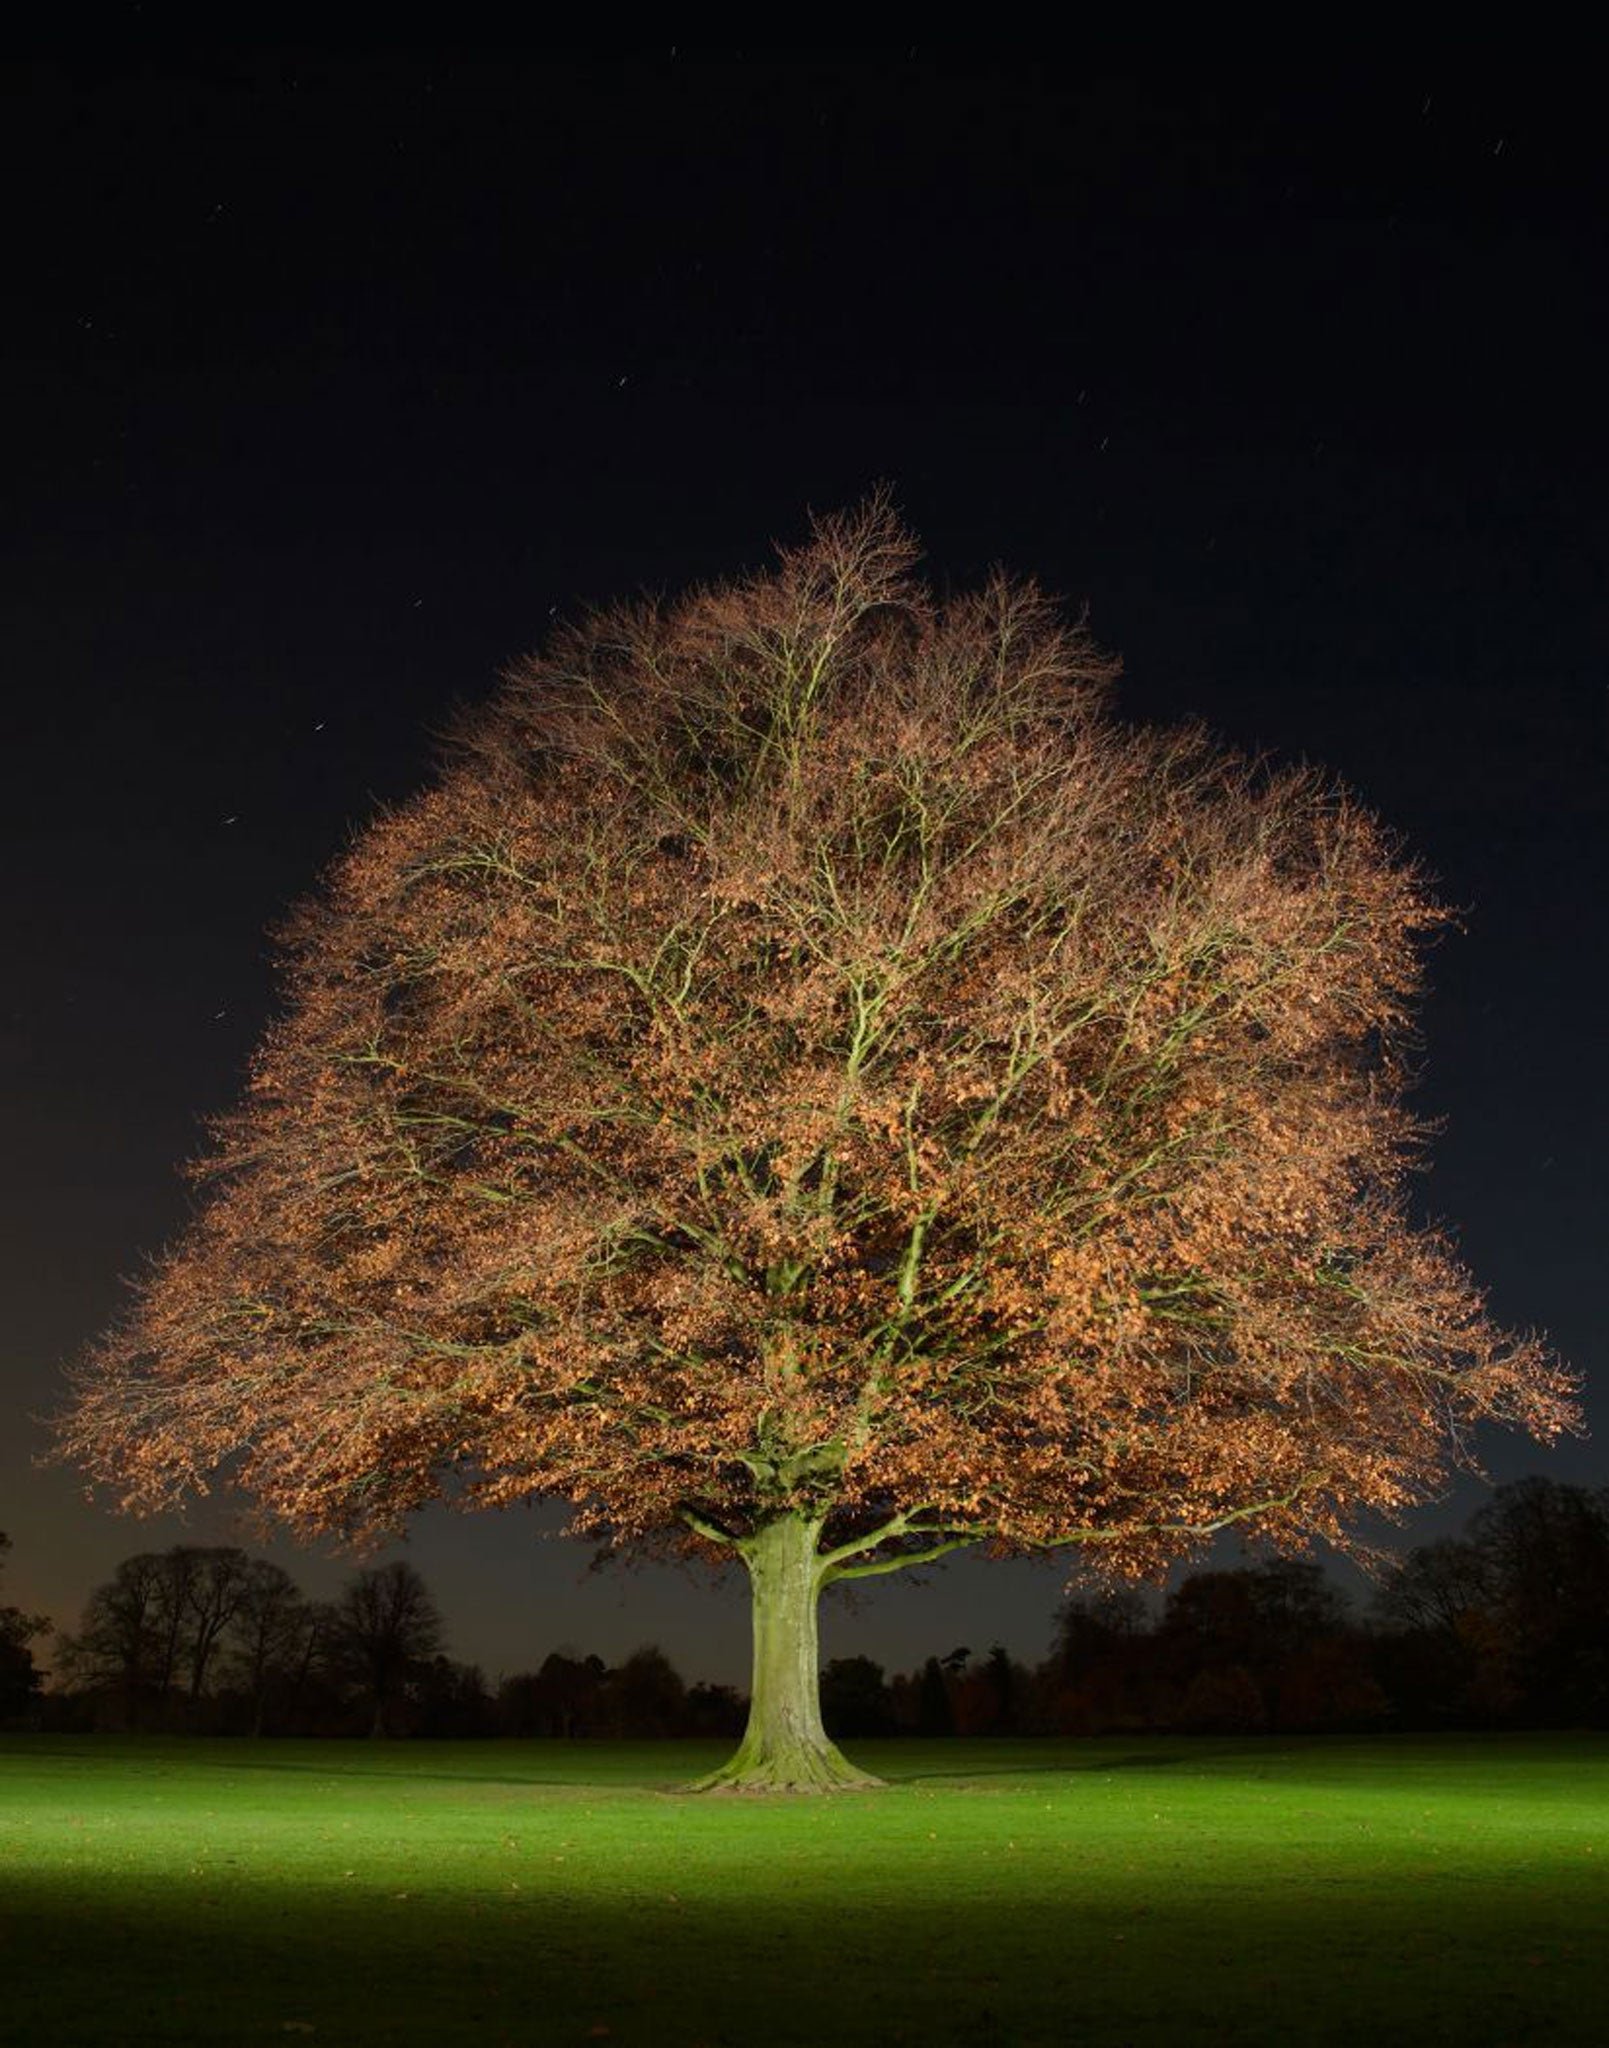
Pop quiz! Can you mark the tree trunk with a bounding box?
[691,1515,881,1793]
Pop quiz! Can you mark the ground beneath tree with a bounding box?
[1,1734,1604,2044]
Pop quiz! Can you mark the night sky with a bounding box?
[4,53,1604,1689]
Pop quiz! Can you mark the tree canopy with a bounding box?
[60,501,1573,1780]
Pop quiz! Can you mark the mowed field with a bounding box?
[1,1734,1604,2045]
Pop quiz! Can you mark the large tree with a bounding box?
[59,503,1573,1788]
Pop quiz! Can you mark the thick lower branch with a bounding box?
[1026,1475,1331,1552]
[679,1507,742,1547]
[817,1506,975,1573]
[827,1533,982,1583]
[821,1475,1329,1583]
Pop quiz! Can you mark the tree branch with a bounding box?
[816,1509,924,1571]
[825,1533,982,1583]
[1028,1474,1330,1552]
[679,1508,743,1549]
[819,1474,1328,1586]
[816,1506,984,1577]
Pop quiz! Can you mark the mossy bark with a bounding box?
[691,1514,882,1793]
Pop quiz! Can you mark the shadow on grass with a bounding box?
[10,1741,734,1794]
[159,1743,1204,1796]
[14,1734,1605,1802]
[886,1750,1199,1783]
[4,1863,1605,2047]
[158,1757,653,1791]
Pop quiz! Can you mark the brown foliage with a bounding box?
[58,501,1575,1586]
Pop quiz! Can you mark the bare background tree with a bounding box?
[223,1559,313,1736]
[328,1561,445,1738]
[0,1533,47,1722]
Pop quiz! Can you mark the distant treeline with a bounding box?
[3,1478,1605,1738]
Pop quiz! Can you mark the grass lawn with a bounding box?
[1,1733,1604,2045]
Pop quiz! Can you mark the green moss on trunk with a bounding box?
[691,1515,881,1794]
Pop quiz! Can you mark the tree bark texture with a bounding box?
[692,1515,880,1793]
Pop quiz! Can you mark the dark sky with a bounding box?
[3,52,1604,1688]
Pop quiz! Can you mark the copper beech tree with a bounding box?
[60,504,1574,1789]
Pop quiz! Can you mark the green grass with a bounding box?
[1,1735,1605,2045]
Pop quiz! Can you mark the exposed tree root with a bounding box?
[688,1740,884,1795]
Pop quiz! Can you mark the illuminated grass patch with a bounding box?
[1,1735,1604,2044]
